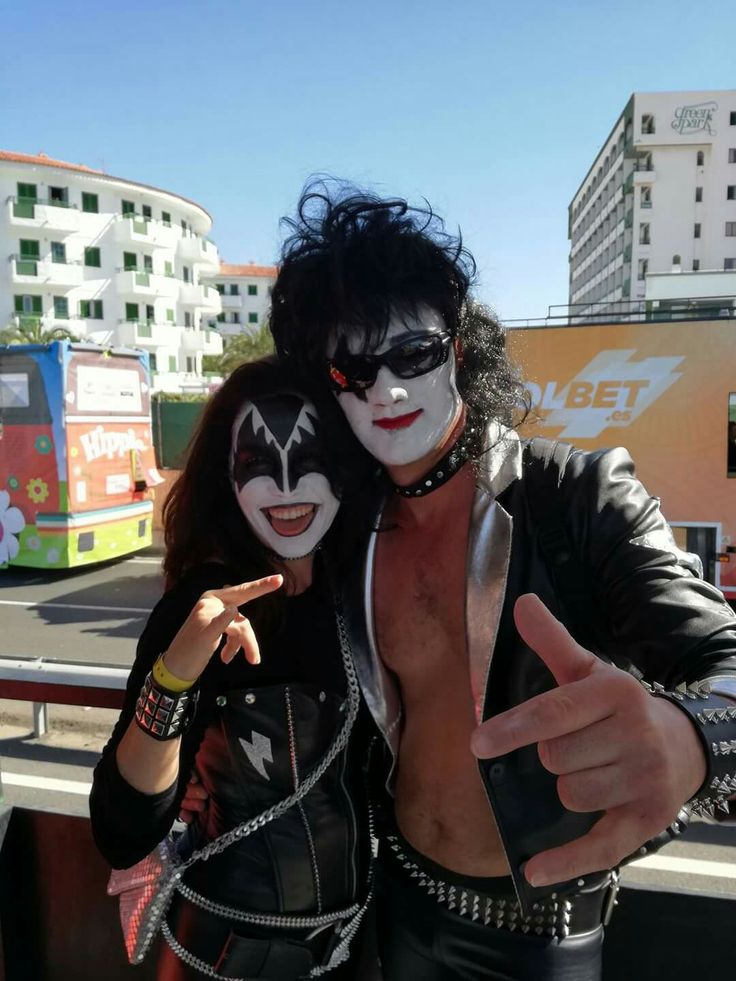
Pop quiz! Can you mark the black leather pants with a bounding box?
[376,848,604,981]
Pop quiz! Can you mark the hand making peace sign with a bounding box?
[471,593,708,888]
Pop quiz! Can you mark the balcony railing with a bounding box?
[12,255,39,276]
[9,196,76,219]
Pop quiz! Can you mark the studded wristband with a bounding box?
[134,671,199,741]
[642,679,736,819]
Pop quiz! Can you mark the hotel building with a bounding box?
[0,150,223,392]
[201,263,277,338]
[568,91,736,316]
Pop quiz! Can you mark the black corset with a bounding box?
[182,683,367,915]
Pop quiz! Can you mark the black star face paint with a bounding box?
[229,394,340,559]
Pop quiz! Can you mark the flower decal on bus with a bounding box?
[34,435,52,455]
[0,490,26,564]
[26,478,50,504]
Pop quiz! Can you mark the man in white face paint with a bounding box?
[230,393,340,561]
[270,184,736,981]
[327,305,463,474]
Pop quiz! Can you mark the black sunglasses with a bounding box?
[327,332,452,393]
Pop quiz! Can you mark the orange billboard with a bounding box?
[507,319,736,598]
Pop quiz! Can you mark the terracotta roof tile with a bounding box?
[0,148,212,222]
[219,263,278,278]
[0,149,102,174]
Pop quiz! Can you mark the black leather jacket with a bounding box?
[342,426,736,911]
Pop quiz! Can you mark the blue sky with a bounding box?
[2,0,734,319]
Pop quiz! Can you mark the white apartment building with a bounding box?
[201,263,277,338]
[568,91,736,316]
[0,150,223,392]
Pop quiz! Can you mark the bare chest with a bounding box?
[373,520,468,686]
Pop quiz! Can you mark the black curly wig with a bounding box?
[270,180,526,461]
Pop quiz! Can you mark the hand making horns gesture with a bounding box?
[471,593,709,887]
[162,575,283,682]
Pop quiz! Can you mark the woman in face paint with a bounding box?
[90,357,376,981]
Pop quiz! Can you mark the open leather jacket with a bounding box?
[341,427,736,911]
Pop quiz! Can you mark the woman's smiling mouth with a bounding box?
[263,503,317,537]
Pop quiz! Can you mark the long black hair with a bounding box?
[163,355,370,593]
[270,179,525,461]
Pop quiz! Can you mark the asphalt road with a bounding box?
[1,551,736,901]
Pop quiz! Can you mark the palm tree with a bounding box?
[203,322,275,377]
[0,318,79,345]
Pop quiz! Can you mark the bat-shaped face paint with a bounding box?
[230,394,340,559]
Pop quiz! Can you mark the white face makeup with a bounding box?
[328,307,462,467]
[230,394,340,559]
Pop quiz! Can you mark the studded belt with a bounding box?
[382,832,618,939]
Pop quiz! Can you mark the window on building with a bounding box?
[692,259,700,271]
[50,242,66,264]
[731,112,736,125]
[84,247,101,267]
[697,151,705,166]
[230,284,239,295]
[637,259,648,280]
[79,299,103,319]
[639,223,650,245]
[149,353,157,373]
[123,251,137,271]
[247,284,258,296]
[695,186,703,202]
[125,302,139,322]
[15,294,42,314]
[216,313,226,323]
[169,355,177,372]
[145,304,155,323]
[724,258,736,270]
[641,114,655,135]
[640,186,651,207]
[728,186,736,200]
[215,283,225,294]
[186,357,196,373]
[181,220,189,237]
[17,182,37,201]
[184,311,192,328]
[121,200,136,216]
[142,204,152,219]
[694,223,701,239]
[143,254,153,273]
[248,312,258,324]
[232,312,240,323]
[726,222,736,236]
[20,239,40,259]
[672,254,681,265]
[82,192,99,213]
[729,149,736,163]
[48,186,68,205]
[166,308,175,323]
[183,266,191,283]
[162,260,172,278]
[161,211,171,226]
[53,296,69,319]
[17,239,39,274]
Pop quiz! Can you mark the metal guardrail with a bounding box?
[0,656,127,734]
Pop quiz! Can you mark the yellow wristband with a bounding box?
[153,654,197,693]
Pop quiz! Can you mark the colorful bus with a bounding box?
[508,318,736,602]
[0,342,162,569]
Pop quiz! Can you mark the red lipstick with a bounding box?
[374,409,423,431]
